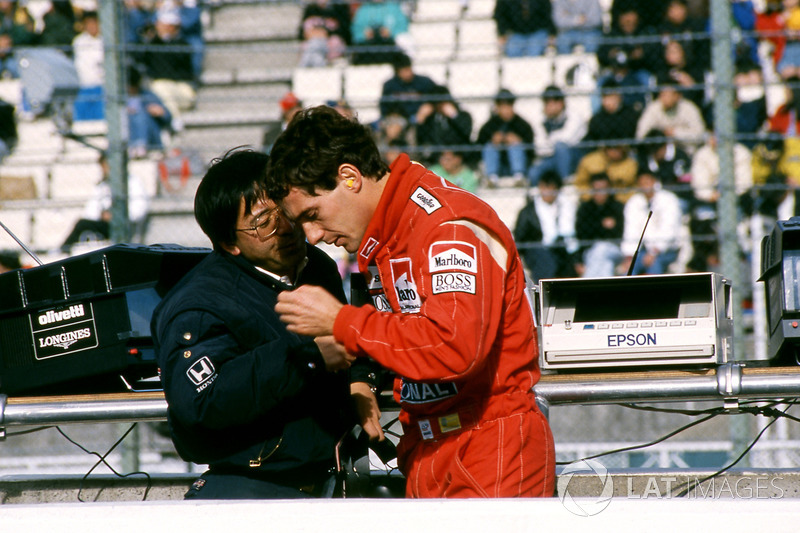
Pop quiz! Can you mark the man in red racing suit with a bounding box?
[268,106,555,498]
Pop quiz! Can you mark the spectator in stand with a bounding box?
[636,128,693,205]
[0,32,19,78]
[262,92,303,153]
[691,131,753,206]
[734,60,768,148]
[610,0,669,31]
[597,4,659,81]
[777,0,800,79]
[493,0,556,57]
[39,0,77,51]
[379,53,438,125]
[127,66,172,158]
[755,0,785,70]
[414,84,473,166]
[551,0,603,54]
[430,150,479,193]
[0,1,37,47]
[656,0,710,72]
[350,0,409,65]
[636,76,706,154]
[513,170,578,282]
[584,79,641,146]
[574,172,625,278]
[751,78,800,185]
[530,85,586,185]
[156,0,205,84]
[72,10,104,121]
[731,0,760,67]
[61,152,150,252]
[140,8,196,132]
[297,0,351,67]
[619,169,684,275]
[592,40,653,113]
[477,88,534,187]
[574,141,639,201]
[124,0,155,45]
[655,38,706,110]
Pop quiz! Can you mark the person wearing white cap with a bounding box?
[140,8,196,132]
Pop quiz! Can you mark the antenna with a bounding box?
[626,210,653,276]
[0,219,43,266]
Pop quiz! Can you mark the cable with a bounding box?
[555,411,721,465]
[671,399,798,497]
[56,424,153,502]
[4,425,54,437]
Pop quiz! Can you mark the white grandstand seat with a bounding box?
[291,66,343,107]
[553,53,599,92]
[448,59,500,99]
[414,62,448,86]
[0,163,49,198]
[513,97,545,128]
[31,207,83,251]
[354,105,381,127]
[457,19,498,60]
[13,120,62,163]
[343,64,393,108]
[413,0,464,22]
[129,159,160,198]
[0,209,32,249]
[409,21,457,63]
[566,95,593,122]
[460,100,492,138]
[464,0,495,19]
[49,162,102,201]
[500,56,554,98]
[0,79,22,107]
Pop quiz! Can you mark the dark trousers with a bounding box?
[184,471,338,500]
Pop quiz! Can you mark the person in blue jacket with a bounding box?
[151,148,383,499]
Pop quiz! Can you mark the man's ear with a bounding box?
[339,164,362,191]
[219,241,241,256]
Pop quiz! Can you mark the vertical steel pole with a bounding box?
[99,0,130,243]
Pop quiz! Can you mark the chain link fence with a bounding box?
[1,0,800,478]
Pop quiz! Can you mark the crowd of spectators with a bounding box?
[0,0,205,161]
[285,0,800,279]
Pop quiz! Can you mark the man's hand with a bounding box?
[351,382,385,441]
[314,336,355,371]
[276,285,343,336]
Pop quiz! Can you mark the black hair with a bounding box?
[194,147,270,249]
[538,169,563,189]
[266,105,390,200]
[589,172,611,185]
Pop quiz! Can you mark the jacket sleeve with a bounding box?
[156,307,325,431]
[333,219,518,382]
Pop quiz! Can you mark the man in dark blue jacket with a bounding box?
[151,149,382,499]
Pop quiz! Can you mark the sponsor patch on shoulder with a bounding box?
[411,186,442,214]
[429,241,478,273]
[360,237,379,259]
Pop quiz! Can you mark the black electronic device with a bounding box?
[0,243,210,395]
[760,216,800,365]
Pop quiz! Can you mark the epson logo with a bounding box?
[38,327,92,350]
[608,333,657,347]
[434,254,473,269]
[38,304,85,326]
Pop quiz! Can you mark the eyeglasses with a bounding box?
[236,208,286,240]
